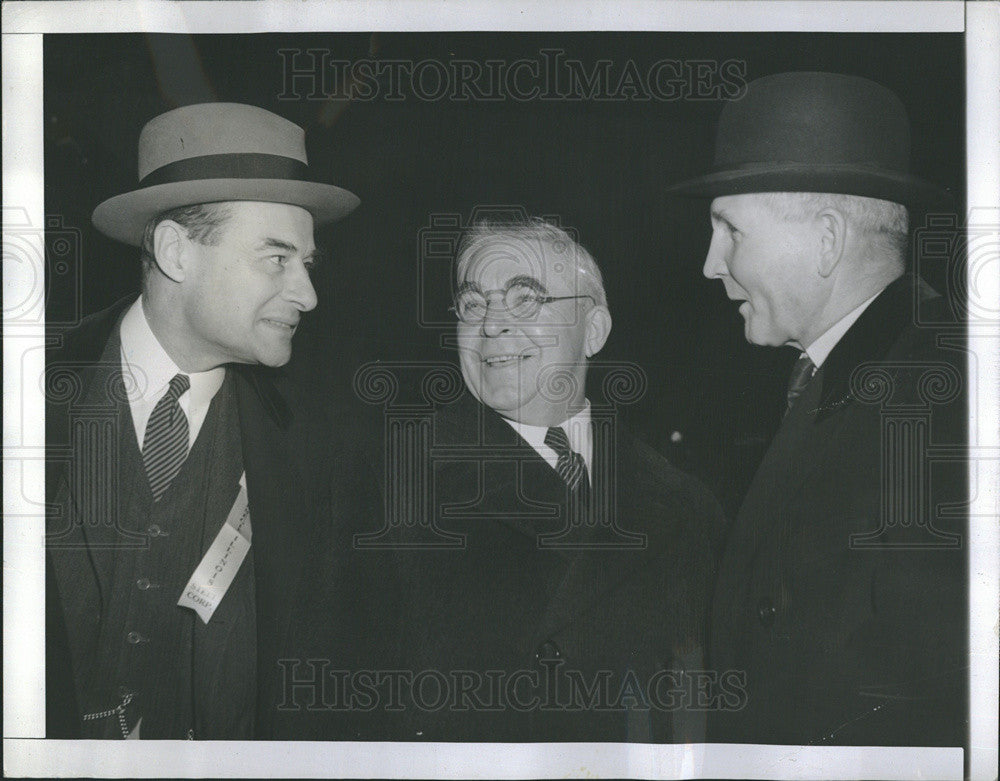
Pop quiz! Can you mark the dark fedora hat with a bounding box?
[93,102,360,245]
[667,71,952,209]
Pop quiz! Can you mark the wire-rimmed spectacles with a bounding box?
[451,281,594,324]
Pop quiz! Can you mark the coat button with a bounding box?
[757,597,776,628]
[126,631,147,644]
[535,640,562,660]
[136,578,151,591]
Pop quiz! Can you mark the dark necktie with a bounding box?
[544,426,589,492]
[142,373,191,501]
[786,352,816,415]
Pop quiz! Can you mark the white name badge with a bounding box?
[177,473,252,624]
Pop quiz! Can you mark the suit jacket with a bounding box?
[45,297,330,738]
[709,275,968,746]
[384,392,724,742]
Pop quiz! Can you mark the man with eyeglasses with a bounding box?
[388,218,723,742]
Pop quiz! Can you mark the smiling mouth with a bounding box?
[262,318,298,333]
[482,353,531,367]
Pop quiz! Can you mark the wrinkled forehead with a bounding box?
[458,233,576,290]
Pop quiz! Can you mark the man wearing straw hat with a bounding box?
[45,102,359,739]
[668,72,966,746]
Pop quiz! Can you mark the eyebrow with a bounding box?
[255,238,321,262]
[455,275,548,296]
[710,210,738,230]
[506,275,547,294]
[256,238,298,253]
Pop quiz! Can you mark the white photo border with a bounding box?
[3,2,996,779]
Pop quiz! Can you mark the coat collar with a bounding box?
[231,364,292,430]
[53,296,293,431]
[814,275,929,420]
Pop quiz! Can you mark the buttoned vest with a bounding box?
[77,371,257,738]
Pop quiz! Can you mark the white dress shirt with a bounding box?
[805,289,882,369]
[501,402,593,478]
[119,297,225,450]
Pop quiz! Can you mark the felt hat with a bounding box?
[92,102,360,245]
[666,71,951,209]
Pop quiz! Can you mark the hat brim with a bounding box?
[92,178,361,246]
[665,163,954,212]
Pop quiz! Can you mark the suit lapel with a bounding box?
[439,397,660,647]
[733,368,842,549]
[472,402,574,549]
[233,366,309,727]
[533,424,659,647]
[49,309,145,605]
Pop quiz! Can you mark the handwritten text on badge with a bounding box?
[177,474,251,623]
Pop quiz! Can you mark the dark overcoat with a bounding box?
[383,391,724,742]
[708,275,968,746]
[44,298,342,738]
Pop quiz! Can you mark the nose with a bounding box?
[285,259,318,312]
[702,231,728,280]
[480,299,513,338]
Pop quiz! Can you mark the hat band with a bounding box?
[139,152,310,188]
[712,160,902,174]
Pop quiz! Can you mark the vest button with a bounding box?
[757,597,776,628]
[126,631,146,644]
[136,578,151,591]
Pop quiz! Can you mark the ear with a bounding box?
[816,208,847,278]
[151,220,192,283]
[584,304,612,358]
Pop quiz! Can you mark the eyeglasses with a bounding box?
[451,282,594,324]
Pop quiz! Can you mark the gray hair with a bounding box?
[760,192,909,262]
[455,217,607,306]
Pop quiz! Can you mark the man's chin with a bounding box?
[254,349,293,368]
[742,324,785,348]
[475,387,528,417]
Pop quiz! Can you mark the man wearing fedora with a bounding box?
[669,72,967,746]
[45,102,360,738]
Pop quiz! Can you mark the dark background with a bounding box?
[43,32,965,515]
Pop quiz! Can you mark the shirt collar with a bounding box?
[119,296,225,405]
[805,289,882,369]
[501,402,593,475]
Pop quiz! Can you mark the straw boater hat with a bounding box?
[92,102,360,246]
[667,71,952,210]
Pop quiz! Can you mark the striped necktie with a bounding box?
[786,352,816,415]
[142,373,191,501]
[544,425,588,492]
